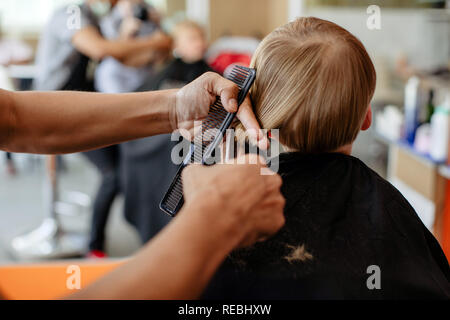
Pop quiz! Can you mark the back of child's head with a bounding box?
[247,17,376,153]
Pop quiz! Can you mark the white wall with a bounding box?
[0,0,169,36]
[0,0,81,35]
[304,7,450,71]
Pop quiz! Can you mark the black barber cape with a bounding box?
[203,153,450,299]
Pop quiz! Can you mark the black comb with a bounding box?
[160,66,256,217]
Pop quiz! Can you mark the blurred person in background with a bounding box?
[33,0,171,258]
[86,0,168,258]
[34,0,171,92]
[0,28,33,176]
[138,20,211,91]
[95,0,165,93]
[120,21,212,243]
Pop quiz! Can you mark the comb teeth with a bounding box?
[160,66,256,217]
[163,177,184,214]
[200,100,229,144]
[229,66,251,89]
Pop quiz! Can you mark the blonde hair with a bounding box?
[172,20,205,39]
[240,17,376,153]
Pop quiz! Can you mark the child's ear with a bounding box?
[361,105,372,131]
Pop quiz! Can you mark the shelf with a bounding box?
[374,131,449,180]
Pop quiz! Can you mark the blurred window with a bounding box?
[0,0,168,35]
[0,0,82,35]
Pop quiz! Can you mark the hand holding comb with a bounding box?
[160,66,256,217]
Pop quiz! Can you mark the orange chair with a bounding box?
[0,259,125,300]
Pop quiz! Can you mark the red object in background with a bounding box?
[208,52,252,75]
[86,250,107,259]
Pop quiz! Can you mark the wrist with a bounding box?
[166,89,178,132]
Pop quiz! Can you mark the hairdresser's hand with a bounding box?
[181,154,285,248]
[170,72,269,149]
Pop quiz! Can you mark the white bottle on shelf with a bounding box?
[404,76,422,144]
[430,95,450,162]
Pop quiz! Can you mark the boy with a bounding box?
[138,20,211,91]
[203,17,450,299]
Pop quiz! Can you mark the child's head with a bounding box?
[173,21,207,63]
[249,17,376,153]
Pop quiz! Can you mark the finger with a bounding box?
[257,200,286,232]
[261,211,285,236]
[179,127,194,141]
[258,194,285,213]
[237,96,269,150]
[181,163,202,183]
[263,173,283,191]
[205,72,239,113]
[231,154,266,167]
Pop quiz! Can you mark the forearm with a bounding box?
[72,27,170,62]
[102,37,159,61]
[121,48,160,68]
[1,89,177,154]
[69,200,240,300]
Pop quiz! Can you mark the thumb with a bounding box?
[206,72,239,113]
